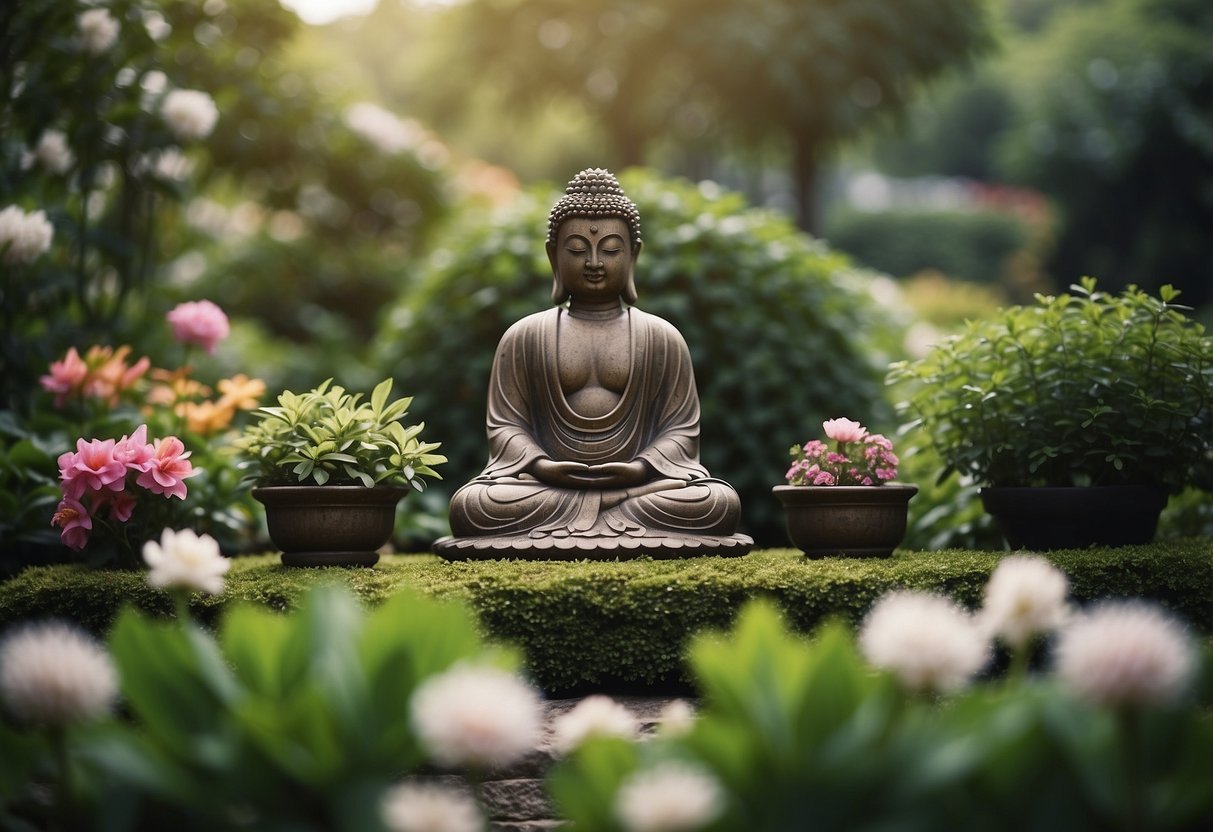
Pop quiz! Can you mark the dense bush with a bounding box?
[824,206,1033,287]
[4,542,1211,693]
[374,169,902,546]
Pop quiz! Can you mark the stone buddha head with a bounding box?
[546,168,643,306]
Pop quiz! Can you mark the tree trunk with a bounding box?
[791,136,820,235]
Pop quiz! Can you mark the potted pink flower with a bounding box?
[773,418,917,558]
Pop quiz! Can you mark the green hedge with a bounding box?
[3,542,1211,693]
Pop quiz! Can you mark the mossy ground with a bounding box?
[3,541,1210,693]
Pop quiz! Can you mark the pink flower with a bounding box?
[96,490,137,523]
[40,347,89,406]
[803,440,828,456]
[812,470,836,486]
[51,498,92,550]
[823,417,868,443]
[876,468,897,481]
[114,425,154,471]
[60,438,127,498]
[166,300,229,354]
[135,436,197,499]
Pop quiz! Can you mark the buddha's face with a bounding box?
[549,217,637,303]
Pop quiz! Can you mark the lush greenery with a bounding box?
[889,279,1213,490]
[235,378,446,489]
[398,0,994,229]
[550,598,1213,831]
[867,0,1213,309]
[0,583,520,830]
[375,170,901,547]
[823,207,1034,288]
[4,542,1211,693]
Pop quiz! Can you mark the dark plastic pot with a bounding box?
[979,485,1169,550]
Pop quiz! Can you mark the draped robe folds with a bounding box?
[448,307,742,539]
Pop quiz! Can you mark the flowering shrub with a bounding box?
[549,557,1213,832]
[785,417,900,486]
[50,425,196,564]
[29,300,264,566]
[0,581,540,830]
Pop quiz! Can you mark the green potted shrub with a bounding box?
[889,278,1213,549]
[772,417,916,557]
[236,378,446,565]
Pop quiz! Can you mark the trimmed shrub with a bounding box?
[374,169,902,547]
[3,542,1210,693]
[824,207,1030,285]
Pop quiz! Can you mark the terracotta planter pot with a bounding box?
[979,485,1169,550]
[252,485,408,567]
[772,484,918,558]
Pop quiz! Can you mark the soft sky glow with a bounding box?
[279,0,379,26]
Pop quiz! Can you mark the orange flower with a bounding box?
[82,345,150,405]
[217,374,265,411]
[177,400,235,435]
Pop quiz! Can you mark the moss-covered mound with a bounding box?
[3,542,1210,693]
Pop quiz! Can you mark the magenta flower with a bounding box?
[823,417,868,443]
[135,436,198,499]
[51,498,92,550]
[59,438,127,499]
[39,347,89,406]
[166,300,229,354]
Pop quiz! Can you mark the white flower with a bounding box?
[78,8,120,55]
[0,622,118,725]
[858,590,990,693]
[614,762,725,832]
[380,783,483,832]
[34,130,74,174]
[161,89,219,141]
[657,699,697,738]
[148,148,194,182]
[143,528,230,595]
[143,11,172,42]
[410,663,542,769]
[1055,601,1193,708]
[981,554,1070,649]
[550,695,639,755]
[344,102,422,154]
[0,206,54,265]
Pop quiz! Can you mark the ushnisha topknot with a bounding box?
[547,168,642,247]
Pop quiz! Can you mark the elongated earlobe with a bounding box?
[546,241,569,305]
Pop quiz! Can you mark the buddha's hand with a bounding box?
[531,458,649,488]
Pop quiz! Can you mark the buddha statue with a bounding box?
[434,169,752,558]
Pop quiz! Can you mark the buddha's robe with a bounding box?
[448,306,741,539]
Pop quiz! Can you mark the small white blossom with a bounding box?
[143,528,230,595]
[78,8,120,55]
[0,622,118,725]
[380,783,483,832]
[34,130,74,174]
[344,102,422,154]
[410,663,542,769]
[657,699,697,738]
[146,148,194,182]
[551,695,639,755]
[614,762,725,832]
[143,11,172,42]
[0,205,54,265]
[859,590,990,693]
[981,554,1070,649]
[1055,601,1193,708]
[161,89,219,141]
